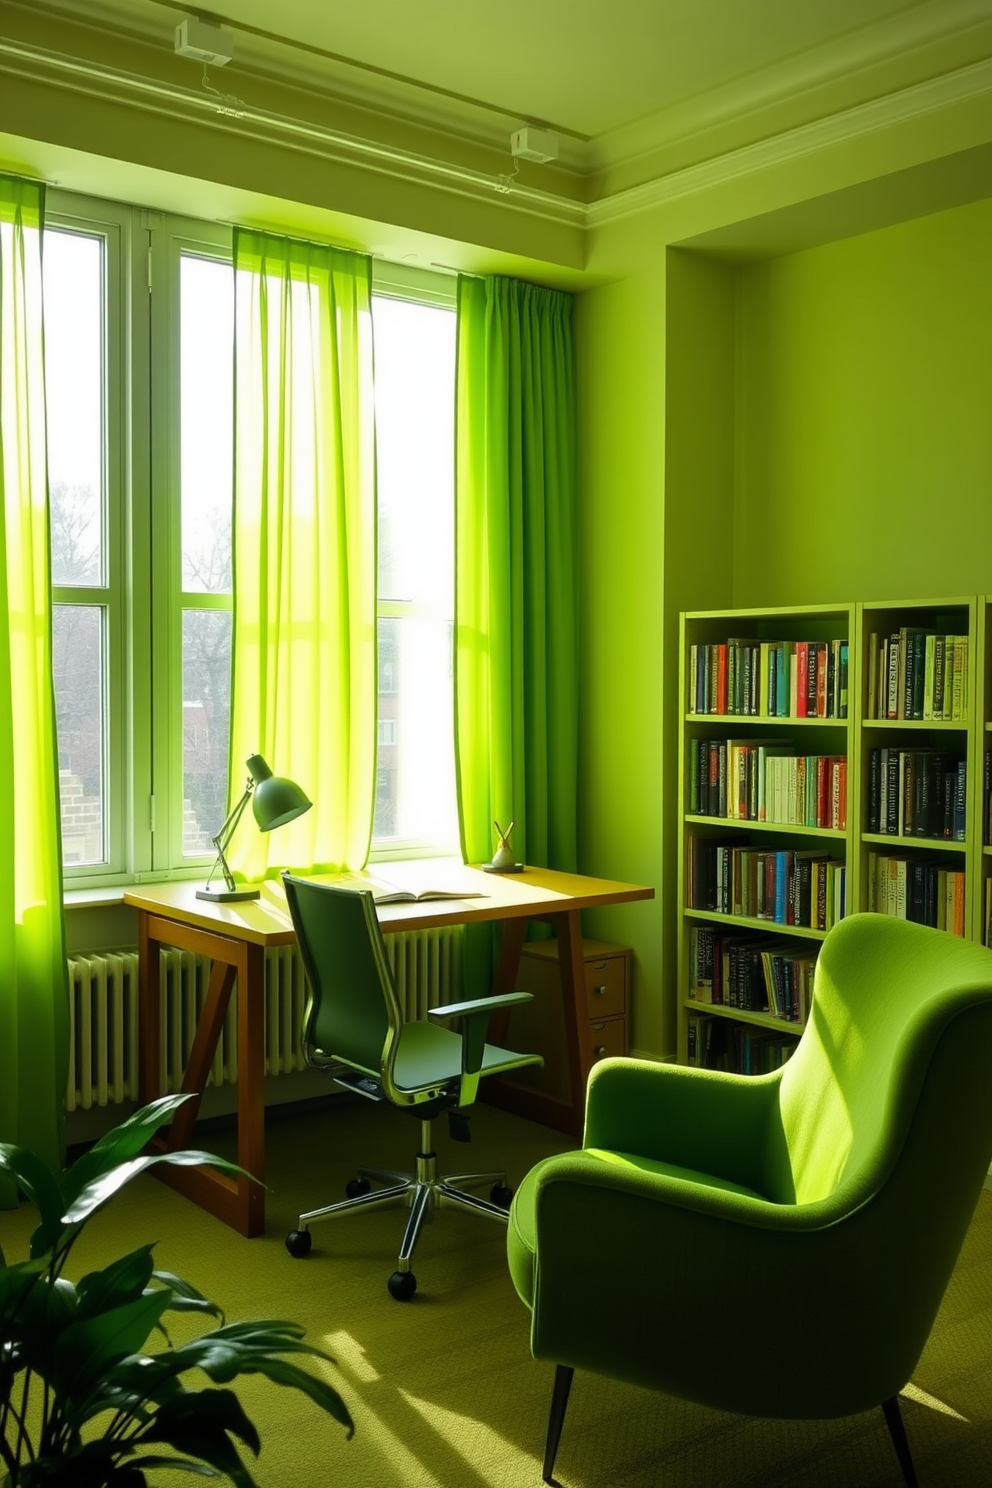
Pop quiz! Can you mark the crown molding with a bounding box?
[587,55,992,229]
[587,0,992,180]
[7,0,592,167]
[0,34,587,229]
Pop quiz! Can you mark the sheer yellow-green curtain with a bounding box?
[454,275,578,873]
[228,230,377,879]
[0,175,69,1196]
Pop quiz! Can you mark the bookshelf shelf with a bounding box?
[686,713,845,728]
[679,598,986,1073]
[684,907,827,941]
[684,816,846,839]
[862,719,968,732]
[861,833,964,852]
[682,999,805,1035]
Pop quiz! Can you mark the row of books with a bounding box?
[688,926,816,1023]
[866,629,968,721]
[689,638,849,718]
[688,739,847,829]
[867,853,965,935]
[865,748,966,841]
[686,1014,797,1074]
[983,751,992,846]
[688,839,848,929]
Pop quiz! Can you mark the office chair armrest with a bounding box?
[429,992,534,1091]
[428,991,532,1022]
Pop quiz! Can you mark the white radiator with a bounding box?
[66,928,462,1112]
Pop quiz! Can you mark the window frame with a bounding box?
[47,195,460,888]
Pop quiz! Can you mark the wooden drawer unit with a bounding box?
[504,938,631,1107]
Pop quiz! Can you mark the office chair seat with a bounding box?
[281,872,542,1300]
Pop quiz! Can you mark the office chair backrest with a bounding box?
[282,874,403,1078]
[773,913,992,1210]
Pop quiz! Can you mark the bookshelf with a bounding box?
[678,597,982,1073]
[856,598,976,943]
[678,604,855,1071]
[978,597,992,950]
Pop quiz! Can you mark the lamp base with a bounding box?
[195,886,261,903]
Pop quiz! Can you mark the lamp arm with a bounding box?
[204,781,254,894]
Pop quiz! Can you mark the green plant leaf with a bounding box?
[51,1289,173,1400]
[62,1151,247,1227]
[125,1455,220,1477]
[158,1321,352,1433]
[0,1142,66,1256]
[60,1095,197,1207]
[131,1387,261,1488]
[151,1270,224,1321]
[227,1354,354,1434]
[74,1246,156,1320]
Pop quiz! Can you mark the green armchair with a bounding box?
[507,913,992,1486]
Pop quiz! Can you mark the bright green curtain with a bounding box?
[229,230,377,879]
[454,275,578,872]
[0,175,69,1196]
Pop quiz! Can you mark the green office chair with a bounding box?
[281,872,542,1300]
[507,913,992,1485]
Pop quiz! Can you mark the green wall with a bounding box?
[574,268,667,1058]
[735,195,992,606]
[576,191,992,1060]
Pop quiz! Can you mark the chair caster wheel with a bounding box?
[285,1229,312,1258]
[490,1183,513,1208]
[346,1177,372,1199]
[388,1270,417,1302]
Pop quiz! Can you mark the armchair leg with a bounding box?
[543,1365,574,1485]
[882,1396,919,1488]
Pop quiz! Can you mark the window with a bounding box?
[371,284,458,853]
[44,196,458,884]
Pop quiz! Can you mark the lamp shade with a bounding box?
[247,754,312,833]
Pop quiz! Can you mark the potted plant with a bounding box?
[0,1095,352,1486]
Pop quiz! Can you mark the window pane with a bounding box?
[181,255,233,593]
[375,616,457,847]
[53,605,106,865]
[44,231,104,586]
[182,609,232,854]
[373,297,455,607]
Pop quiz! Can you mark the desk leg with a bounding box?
[136,917,266,1238]
[483,910,586,1139]
[551,909,592,1124]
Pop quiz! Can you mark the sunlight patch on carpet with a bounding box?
[403,1390,538,1478]
[900,1382,968,1421]
[325,1329,382,1383]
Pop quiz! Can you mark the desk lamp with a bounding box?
[197,753,311,902]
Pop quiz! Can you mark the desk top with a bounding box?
[123,861,653,944]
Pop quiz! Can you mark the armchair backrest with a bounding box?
[281,874,402,1080]
[773,913,992,1209]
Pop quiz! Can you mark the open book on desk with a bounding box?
[368,884,487,905]
[259,874,486,914]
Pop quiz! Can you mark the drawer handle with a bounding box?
[594,1046,607,1058]
[593,984,608,996]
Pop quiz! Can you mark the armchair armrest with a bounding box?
[584,1056,785,1198]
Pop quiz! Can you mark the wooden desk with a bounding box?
[124,865,652,1237]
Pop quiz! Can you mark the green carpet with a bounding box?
[5,1100,990,1487]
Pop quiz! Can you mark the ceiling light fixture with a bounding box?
[510,127,559,164]
[175,17,234,67]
